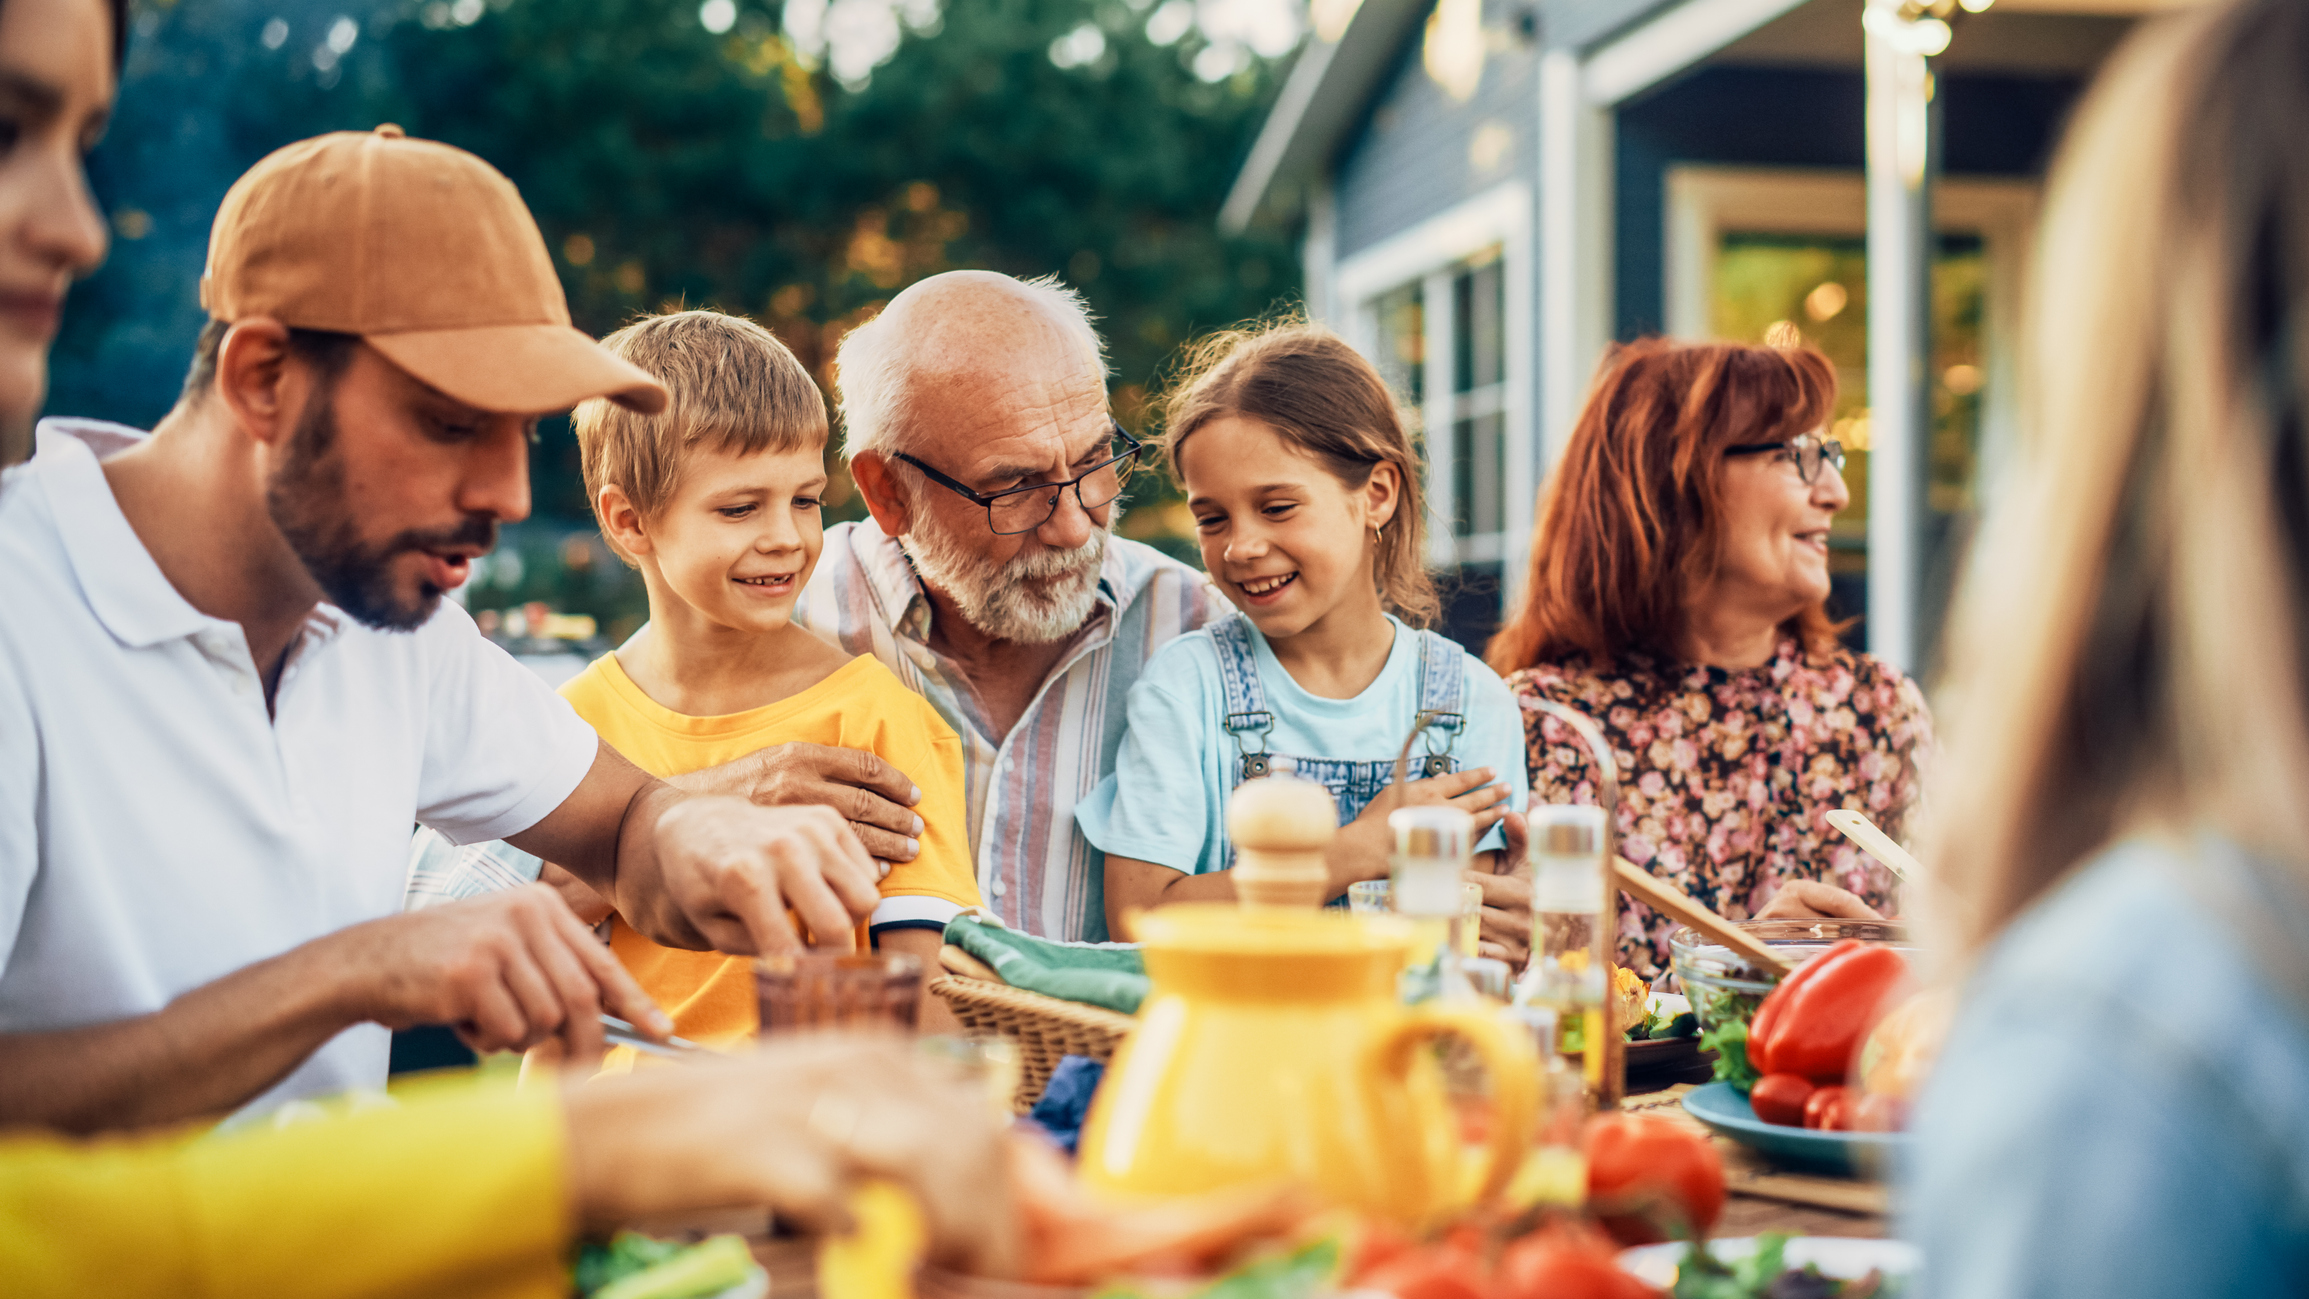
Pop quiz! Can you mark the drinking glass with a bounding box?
[754,951,924,1034]
[1342,879,1484,956]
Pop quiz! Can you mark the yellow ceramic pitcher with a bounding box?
[1077,905,1539,1228]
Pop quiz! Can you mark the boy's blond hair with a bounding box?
[574,310,827,565]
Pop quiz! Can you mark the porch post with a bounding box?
[1538,48,1614,476]
[1862,2,1940,673]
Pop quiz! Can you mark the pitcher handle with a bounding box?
[1363,1006,1541,1215]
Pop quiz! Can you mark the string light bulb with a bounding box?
[1423,0,1484,102]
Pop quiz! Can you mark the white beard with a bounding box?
[901,510,1109,644]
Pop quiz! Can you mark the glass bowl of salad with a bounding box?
[1669,920,1911,1077]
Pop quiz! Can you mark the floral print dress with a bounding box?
[1504,639,1932,976]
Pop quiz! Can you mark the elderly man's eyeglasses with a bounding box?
[1725,432,1846,484]
[897,421,1142,536]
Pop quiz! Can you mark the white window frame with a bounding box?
[1332,181,1535,575]
[1662,165,2038,510]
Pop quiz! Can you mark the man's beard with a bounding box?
[264,393,497,632]
[901,507,1108,645]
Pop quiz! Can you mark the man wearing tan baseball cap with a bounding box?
[0,126,903,1133]
[198,124,668,420]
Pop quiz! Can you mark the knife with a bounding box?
[599,1014,708,1060]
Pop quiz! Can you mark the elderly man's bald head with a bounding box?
[835,271,1108,463]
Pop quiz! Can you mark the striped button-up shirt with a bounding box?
[795,520,1225,942]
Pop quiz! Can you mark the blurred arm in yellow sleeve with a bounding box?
[0,1034,1016,1297]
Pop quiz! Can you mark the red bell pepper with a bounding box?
[1745,938,1910,1082]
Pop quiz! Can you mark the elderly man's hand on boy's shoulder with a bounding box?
[676,742,926,867]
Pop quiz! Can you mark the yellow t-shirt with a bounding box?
[558,652,979,1049]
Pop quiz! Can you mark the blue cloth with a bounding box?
[1075,614,1529,875]
[1902,835,2309,1297]
[1025,1055,1107,1155]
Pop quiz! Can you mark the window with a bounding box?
[1451,256,1508,550]
[1371,282,1424,408]
[1333,183,1532,650]
[1364,249,1512,566]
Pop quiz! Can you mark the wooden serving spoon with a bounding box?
[1611,856,1793,977]
[1825,808,1920,883]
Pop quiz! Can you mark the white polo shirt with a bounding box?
[0,419,599,1114]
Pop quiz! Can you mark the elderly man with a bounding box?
[795,272,1226,942]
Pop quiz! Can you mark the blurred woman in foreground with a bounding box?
[1487,339,1930,975]
[1909,0,2309,1291]
[0,0,1009,1292]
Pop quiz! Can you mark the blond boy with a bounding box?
[551,310,978,1046]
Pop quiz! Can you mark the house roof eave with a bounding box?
[1220,0,1814,234]
[1219,0,1428,234]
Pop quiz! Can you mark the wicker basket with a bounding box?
[928,974,1134,1113]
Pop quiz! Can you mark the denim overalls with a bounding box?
[1210,613,1470,844]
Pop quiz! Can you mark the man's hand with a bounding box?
[539,861,615,926]
[677,742,925,868]
[621,797,882,957]
[511,744,887,963]
[337,885,669,1060]
[565,1033,1018,1275]
[1755,878,1885,921]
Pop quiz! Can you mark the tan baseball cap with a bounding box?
[199,125,667,415]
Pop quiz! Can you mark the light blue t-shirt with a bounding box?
[1074,613,1529,875]
[1903,833,2309,1297]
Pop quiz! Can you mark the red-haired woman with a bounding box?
[1487,338,1931,975]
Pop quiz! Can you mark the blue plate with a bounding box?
[1680,1081,1910,1177]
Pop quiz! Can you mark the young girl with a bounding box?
[1078,322,1528,937]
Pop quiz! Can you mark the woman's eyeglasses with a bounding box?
[896,421,1142,536]
[1725,432,1846,484]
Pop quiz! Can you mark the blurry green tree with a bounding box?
[56,0,1299,632]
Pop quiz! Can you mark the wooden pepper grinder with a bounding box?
[1227,774,1337,909]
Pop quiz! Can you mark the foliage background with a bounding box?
[59,0,1303,640]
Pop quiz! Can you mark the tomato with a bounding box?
[1498,1223,1661,1299]
[1583,1113,1726,1246]
[1749,1073,1816,1127]
[1802,1085,1853,1131]
[1851,1091,1909,1133]
[1346,1219,1421,1284]
[1358,1243,1496,1299]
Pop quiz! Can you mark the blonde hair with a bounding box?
[574,310,827,566]
[1160,319,1439,628]
[1929,0,2309,958]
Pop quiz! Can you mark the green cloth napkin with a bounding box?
[942,915,1147,1015]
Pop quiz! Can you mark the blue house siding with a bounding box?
[1610,66,2083,339]
[1333,3,1541,259]
[1321,2,1546,655]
